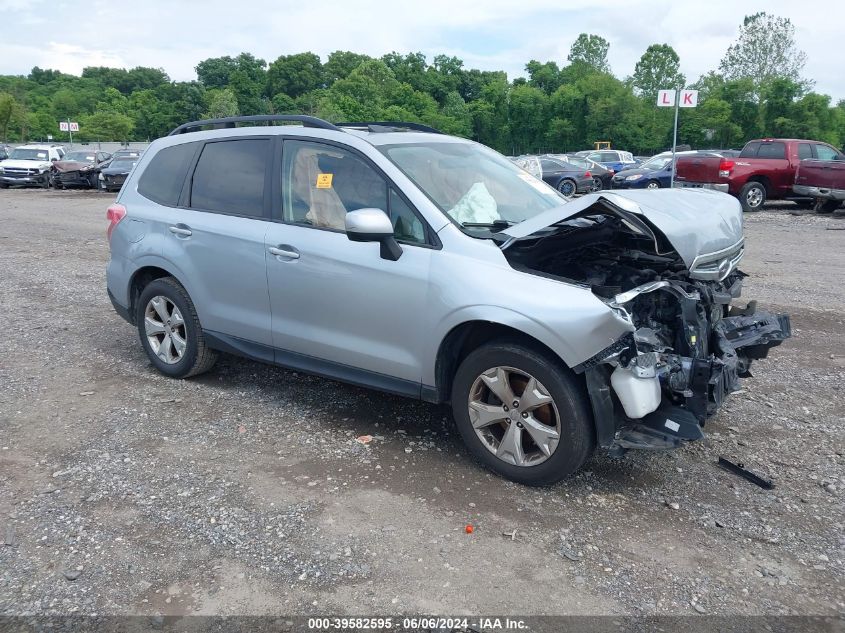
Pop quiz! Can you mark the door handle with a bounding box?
[168,225,192,237]
[268,245,300,259]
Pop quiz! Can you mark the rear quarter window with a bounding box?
[756,142,786,159]
[137,142,199,206]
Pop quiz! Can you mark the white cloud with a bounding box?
[0,0,842,100]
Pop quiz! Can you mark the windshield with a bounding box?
[64,151,96,162]
[110,159,136,170]
[640,156,672,171]
[378,142,565,227]
[9,148,49,161]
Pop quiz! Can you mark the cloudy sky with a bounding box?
[1,0,843,100]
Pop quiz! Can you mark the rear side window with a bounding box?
[756,142,786,159]
[190,139,269,218]
[740,142,761,158]
[798,143,813,160]
[138,142,198,206]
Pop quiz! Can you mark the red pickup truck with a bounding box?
[794,158,845,213]
[675,138,845,212]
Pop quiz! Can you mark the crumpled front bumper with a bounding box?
[581,305,791,453]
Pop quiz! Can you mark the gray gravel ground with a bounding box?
[0,189,843,617]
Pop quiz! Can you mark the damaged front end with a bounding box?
[498,191,791,454]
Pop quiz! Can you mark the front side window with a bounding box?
[815,144,839,161]
[282,140,388,231]
[379,141,565,228]
[190,139,269,218]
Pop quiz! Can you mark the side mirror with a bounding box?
[51,158,58,162]
[345,208,402,261]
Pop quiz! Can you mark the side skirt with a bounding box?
[203,330,430,401]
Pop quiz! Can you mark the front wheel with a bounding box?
[646,180,660,190]
[557,179,576,198]
[136,277,218,378]
[451,341,595,485]
[815,199,841,214]
[739,181,766,212]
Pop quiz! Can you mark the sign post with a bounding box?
[59,119,78,146]
[657,89,698,188]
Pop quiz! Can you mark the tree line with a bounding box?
[0,12,843,155]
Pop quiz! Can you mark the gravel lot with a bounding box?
[0,188,843,618]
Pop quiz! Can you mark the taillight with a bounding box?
[106,203,126,240]
[585,171,592,178]
[718,159,735,178]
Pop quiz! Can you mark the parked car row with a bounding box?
[675,138,845,212]
[0,144,142,192]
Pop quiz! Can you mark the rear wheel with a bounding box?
[136,277,217,378]
[451,340,595,486]
[557,178,576,198]
[739,181,766,212]
[591,177,603,192]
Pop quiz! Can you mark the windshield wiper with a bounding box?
[461,220,515,230]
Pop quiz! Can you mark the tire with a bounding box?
[557,178,576,198]
[591,177,603,192]
[41,174,51,189]
[450,340,595,486]
[739,181,766,212]
[0,182,8,189]
[815,199,841,214]
[646,180,660,190]
[136,277,217,378]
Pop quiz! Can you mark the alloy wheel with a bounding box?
[144,296,187,364]
[591,177,603,192]
[467,366,561,467]
[746,187,764,208]
[646,181,659,190]
[558,180,575,198]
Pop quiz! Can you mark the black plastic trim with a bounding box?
[203,330,422,399]
[108,289,133,325]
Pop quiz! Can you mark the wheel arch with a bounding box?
[745,174,772,195]
[126,263,190,325]
[431,320,579,404]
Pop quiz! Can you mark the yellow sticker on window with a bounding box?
[315,173,333,189]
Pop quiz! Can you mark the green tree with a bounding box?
[632,44,685,100]
[266,52,323,99]
[526,60,562,95]
[567,34,611,73]
[204,88,239,118]
[78,111,134,142]
[719,12,809,101]
[0,92,20,141]
[324,51,372,84]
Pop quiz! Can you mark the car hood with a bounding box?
[101,166,130,175]
[500,189,743,268]
[1,159,51,170]
[615,167,656,178]
[53,160,96,172]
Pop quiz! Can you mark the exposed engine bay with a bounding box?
[498,200,791,453]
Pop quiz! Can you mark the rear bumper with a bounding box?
[675,181,730,193]
[793,185,845,201]
[108,288,133,325]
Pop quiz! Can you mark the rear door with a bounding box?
[157,137,274,347]
[754,141,792,195]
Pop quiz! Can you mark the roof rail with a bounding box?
[168,115,341,136]
[336,121,443,135]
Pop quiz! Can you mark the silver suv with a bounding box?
[106,115,790,485]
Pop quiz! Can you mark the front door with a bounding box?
[264,139,433,394]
